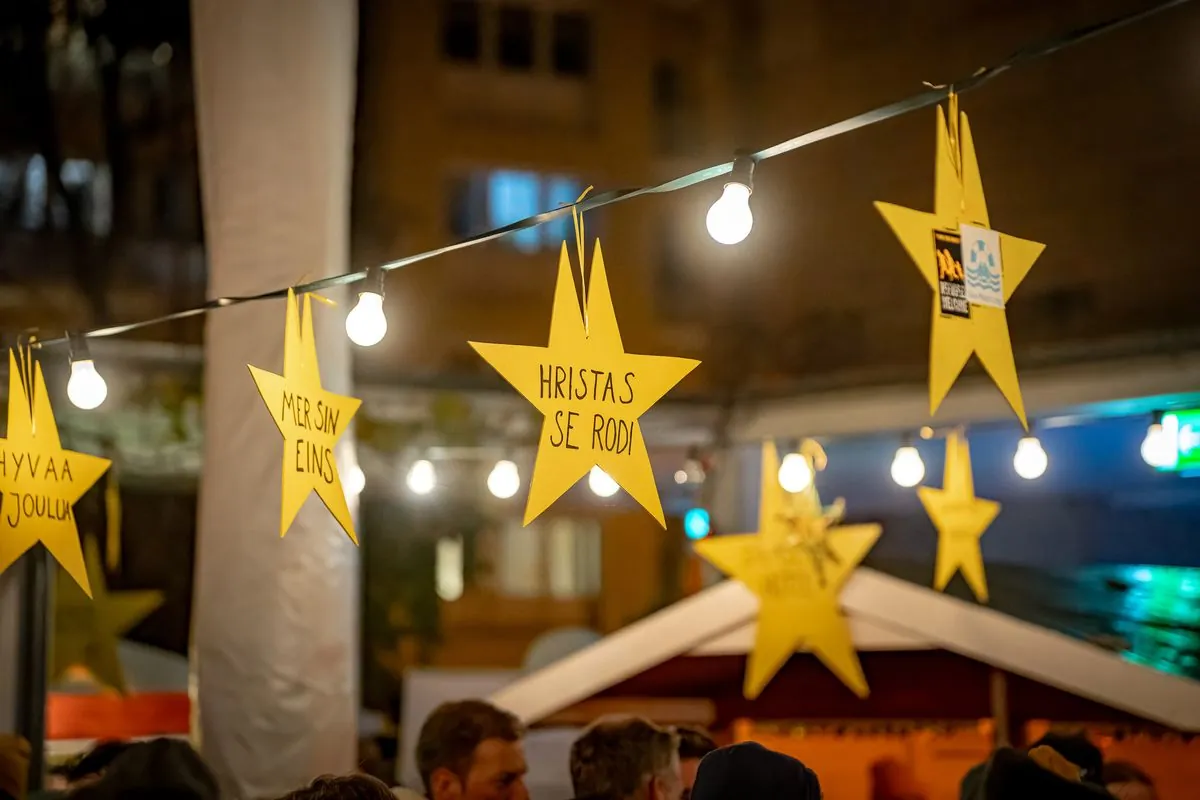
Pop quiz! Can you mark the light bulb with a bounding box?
[67,359,108,410]
[684,508,711,540]
[777,453,813,493]
[890,445,925,488]
[588,466,619,498]
[487,459,520,499]
[1141,422,1176,469]
[407,459,436,495]
[705,182,753,245]
[1013,436,1048,480]
[674,470,688,485]
[345,292,387,347]
[344,464,366,497]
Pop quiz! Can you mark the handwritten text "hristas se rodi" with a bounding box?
[540,364,640,456]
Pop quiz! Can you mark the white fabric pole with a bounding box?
[190,3,360,797]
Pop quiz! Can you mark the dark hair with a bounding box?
[1103,761,1154,787]
[66,740,132,783]
[1029,732,1103,785]
[674,727,716,761]
[416,700,524,791]
[277,774,396,800]
[70,738,219,800]
[570,716,679,800]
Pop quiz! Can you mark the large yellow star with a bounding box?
[917,431,1000,604]
[694,442,882,699]
[875,105,1045,428]
[52,537,163,693]
[249,290,362,543]
[470,242,699,526]
[0,349,111,598]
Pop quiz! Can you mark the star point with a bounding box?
[694,442,881,699]
[249,290,362,544]
[876,106,1044,427]
[470,242,699,527]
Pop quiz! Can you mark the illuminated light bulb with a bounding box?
[674,469,689,485]
[407,459,436,495]
[684,508,711,540]
[67,359,108,410]
[777,453,813,493]
[1013,436,1048,480]
[890,445,925,488]
[705,182,754,245]
[345,292,387,347]
[344,464,366,497]
[487,459,520,499]
[588,466,619,498]
[1141,420,1178,469]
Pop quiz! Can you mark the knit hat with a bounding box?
[1028,733,1103,785]
[692,742,821,800]
[983,747,1112,800]
[0,735,30,800]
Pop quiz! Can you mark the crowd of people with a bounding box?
[0,699,1161,799]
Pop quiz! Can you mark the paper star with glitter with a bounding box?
[0,349,111,597]
[249,290,362,543]
[694,442,882,699]
[917,431,999,603]
[52,537,163,693]
[469,242,699,526]
[875,104,1045,427]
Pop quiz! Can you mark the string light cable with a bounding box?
[21,0,1193,354]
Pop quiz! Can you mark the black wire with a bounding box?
[30,0,1195,350]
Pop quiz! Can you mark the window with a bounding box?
[449,170,584,253]
[498,5,535,70]
[494,518,601,598]
[442,0,482,62]
[552,12,591,77]
[436,536,465,601]
[652,62,682,111]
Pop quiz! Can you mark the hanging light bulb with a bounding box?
[705,155,755,245]
[66,334,108,410]
[588,466,619,498]
[407,458,436,495]
[345,265,388,347]
[344,464,366,497]
[1141,412,1178,469]
[487,459,520,499]
[777,452,813,493]
[890,443,925,488]
[1013,435,1048,480]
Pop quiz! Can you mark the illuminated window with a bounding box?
[450,170,583,252]
[436,536,465,602]
[495,518,601,598]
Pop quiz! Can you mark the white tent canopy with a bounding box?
[489,570,1200,732]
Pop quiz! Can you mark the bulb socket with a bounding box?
[728,154,756,194]
[67,332,93,365]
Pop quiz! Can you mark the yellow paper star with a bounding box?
[52,537,163,693]
[249,290,362,543]
[875,104,1046,428]
[694,442,882,699]
[469,242,699,526]
[917,431,1000,604]
[0,349,111,598]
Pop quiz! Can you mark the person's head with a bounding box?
[569,716,681,800]
[416,700,527,800]
[692,742,820,800]
[278,774,397,800]
[982,746,1112,800]
[65,740,132,788]
[0,735,30,800]
[673,727,715,800]
[1103,761,1156,800]
[1028,732,1102,786]
[69,738,218,800]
